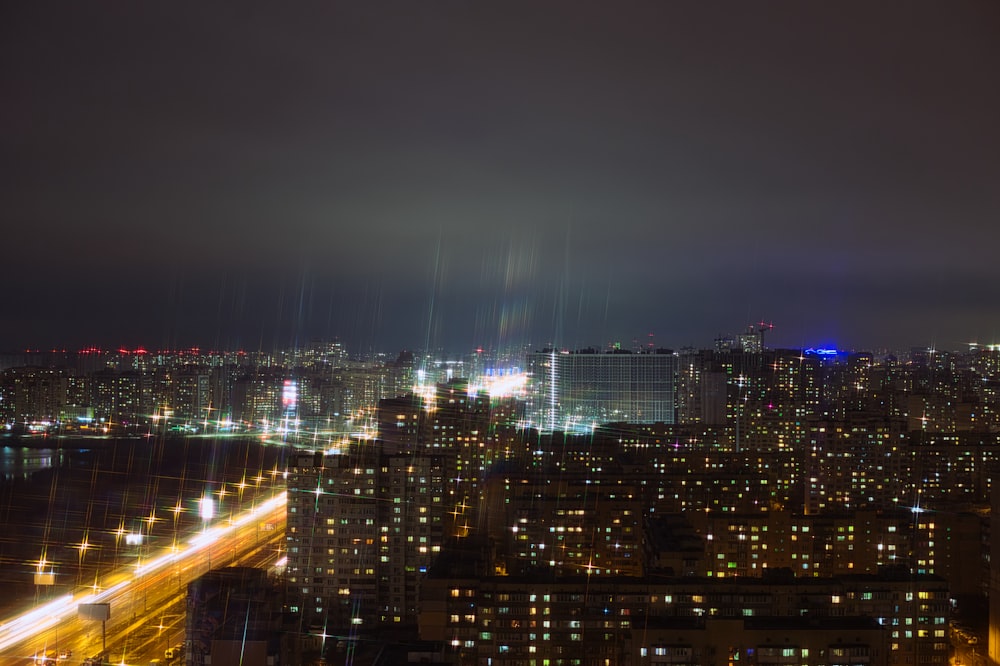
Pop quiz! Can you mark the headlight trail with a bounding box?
[0,491,286,653]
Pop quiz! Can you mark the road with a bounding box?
[0,492,287,666]
[951,634,984,666]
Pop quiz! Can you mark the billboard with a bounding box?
[33,572,55,586]
[78,603,111,621]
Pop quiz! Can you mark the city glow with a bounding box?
[467,369,528,398]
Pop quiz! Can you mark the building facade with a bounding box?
[526,349,677,432]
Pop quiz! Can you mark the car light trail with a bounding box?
[0,491,286,654]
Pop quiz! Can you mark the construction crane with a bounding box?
[756,321,775,349]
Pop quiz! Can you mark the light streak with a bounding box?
[0,492,286,653]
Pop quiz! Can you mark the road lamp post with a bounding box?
[124,530,147,616]
[200,493,216,570]
[156,615,182,661]
[33,553,56,603]
[75,535,92,588]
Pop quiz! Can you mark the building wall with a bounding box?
[420,573,942,666]
[286,445,447,629]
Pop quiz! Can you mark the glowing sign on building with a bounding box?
[803,348,847,362]
[282,380,298,408]
[468,369,528,399]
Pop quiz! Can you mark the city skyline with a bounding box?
[4,332,998,358]
[3,289,1000,662]
[4,3,1000,356]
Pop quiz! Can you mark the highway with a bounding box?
[0,492,287,666]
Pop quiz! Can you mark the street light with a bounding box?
[74,535,93,587]
[33,552,56,602]
[199,495,215,523]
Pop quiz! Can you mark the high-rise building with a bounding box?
[526,348,677,432]
[89,369,148,424]
[286,445,447,629]
[172,369,211,420]
[420,565,945,666]
[233,369,284,425]
[378,379,524,497]
[287,380,524,630]
[3,366,69,423]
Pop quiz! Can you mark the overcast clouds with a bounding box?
[3,2,999,353]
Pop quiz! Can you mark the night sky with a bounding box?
[3,2,1000,355]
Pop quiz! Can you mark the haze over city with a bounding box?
[7,5,1000,665]
[3,2,1000,354]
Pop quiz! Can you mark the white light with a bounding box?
[200,496,216,521]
